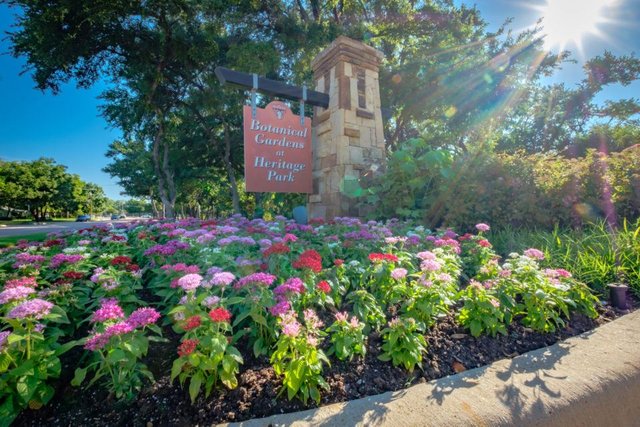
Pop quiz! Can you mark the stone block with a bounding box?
[349,147,364,164]
[344,127,360,138]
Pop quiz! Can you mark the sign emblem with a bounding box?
[243,101,312,193]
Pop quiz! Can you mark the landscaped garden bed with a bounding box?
[0,217,635,426]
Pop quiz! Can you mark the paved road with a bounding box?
[0,219,139,237]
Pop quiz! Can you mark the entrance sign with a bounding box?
[243,101,312,193]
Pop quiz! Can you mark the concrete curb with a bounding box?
[228,310,640,426]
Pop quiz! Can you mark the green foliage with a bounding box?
[170,308,242,403]
[379,317,427,372]
[0,306,74,424]
[326,313,366,361]
[364,143,640,230]
[346,289,386,332]
[270,311,329,404]
[491,219,640,295]
[73,323,162,401]
[457,283,507,337]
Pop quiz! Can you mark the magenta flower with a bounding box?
[7,299,53,320]
[50,254,85,269]
[104,321,135,337]
[176,273,203,291]
[235,272,276,289]
[0,286,36,304]
[127,307,161,328]
[91,300,125,323]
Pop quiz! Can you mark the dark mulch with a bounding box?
[14,302,630,427]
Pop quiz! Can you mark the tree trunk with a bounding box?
[223,122,242,214]
[151,114,177,219]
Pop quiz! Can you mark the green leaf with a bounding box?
[71,367,88,387]
[189,373,203,403]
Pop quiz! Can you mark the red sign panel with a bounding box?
[243,101,312,193]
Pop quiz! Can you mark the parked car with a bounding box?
[141,214,152,219]
[76,215,91,222]
[118,214,126,219]
[110,214,119,220]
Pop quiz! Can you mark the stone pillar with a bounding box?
[308,36,386,220]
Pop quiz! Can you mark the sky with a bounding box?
[1,0,639,200]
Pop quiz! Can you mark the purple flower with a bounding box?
[235,272,276,289]
[203,296,221,308]
[127,308,161,328]
[390,268,408,280]
[176,274,203,291]
[0,286,36,304]
[274,277,305,296]
[7,299,53,320]
[475,223,490,232]
[84,333,110,351]
[524,248,545,260]
[269,298,291,316]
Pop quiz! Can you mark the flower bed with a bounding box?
[0,217,624,425]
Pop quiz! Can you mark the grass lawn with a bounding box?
[0,232,49,247]
[0,218,76,227]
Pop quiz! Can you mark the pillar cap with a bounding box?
[311,36,384,77]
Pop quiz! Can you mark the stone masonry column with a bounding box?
[308,36,386,219]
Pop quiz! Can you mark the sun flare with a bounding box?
[538,0,616,52]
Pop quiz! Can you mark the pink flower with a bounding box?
[416,251,436,261]
[335,311,349,322]
[490,299,500,308]
[176,274,203,291]
[421,259,442,272]
[475,223,490,232]
[210,272,236,287]
[391,268,408,280]
[524,248,545,260]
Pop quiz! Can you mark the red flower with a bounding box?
[309,218,325,225]
[317,280,331,294]
[177,339,199,357]
[63,271,85,280]
[263,243,290,258]
[478,239,492,248]
[126,263,140,272]
[183,315,202,331]
[137,232,147,240]
[209,307,232,323]
[368,253,399,263]
[111,256,132,266]
[334,259,344,267]
[44,239,63,247]
[292,250,323,273]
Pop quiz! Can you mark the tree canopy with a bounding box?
[4,0,639,217]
